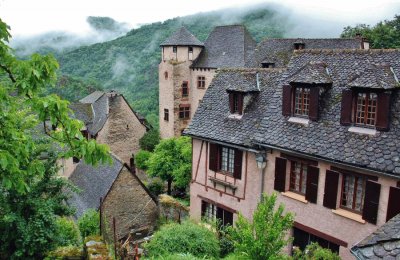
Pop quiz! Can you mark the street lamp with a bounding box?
[256,153,267,201]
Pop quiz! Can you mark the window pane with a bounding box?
[290,161,308,195]
[341,174,366,212]
[294,88,310,116]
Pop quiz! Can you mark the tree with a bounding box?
[77,209,100,238]
[341,15,400,48]
[230,193,294,260]
[139,129,160,152]
[292,242,340,260]
[135,150,152,170]
[0,18,110,258]
[146,136,192,195]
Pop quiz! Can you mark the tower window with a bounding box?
[164,71,168,80]
[182,81,189,98]
[164,109,169,121]
[173,46,177,53]
[197,76,206,89]
[179,105,190,119]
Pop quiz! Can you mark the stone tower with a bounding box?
[159,27,204,139]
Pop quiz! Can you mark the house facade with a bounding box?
[159,25,366,139]
[185,49,400,259]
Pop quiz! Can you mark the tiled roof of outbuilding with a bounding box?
[250,38,363,68]
[160,27,204,47]
[254,49,400,175]
[351,214,400,259]
[67,154,124,218]
[287,61,332,85]
[79,90,104,104]
[70,103,93,124]
[185,68,285,147]
[191,25,257,69]
[348,63,399,89]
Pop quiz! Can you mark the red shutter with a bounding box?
[274,157,287,192]
[362,180,381,224]
[386,186,400,221]
[340,90,353,125]
[238,93,244,115]
[305,165,319,203]
[376,92,391,131]
[323,170,339,209]
[209,143,219,171]
[309,87,320,121]
[282,85,292,116]
[229,93,234,113]
[233,149,243,179]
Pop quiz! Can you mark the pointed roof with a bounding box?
[348,63,399,89]
[160,27,204,47]
[287,61,332,85]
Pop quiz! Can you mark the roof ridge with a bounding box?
[294,49,400,54]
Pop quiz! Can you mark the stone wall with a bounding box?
[101,166,158,243]
[96,94,147,164]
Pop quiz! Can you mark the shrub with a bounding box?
[145,221,220,258]
[139,129,160,152]
[147,178,165,197]
[292,242,340,260]
[135,150,152,170]
[55,217,81,246]
[78,209,100,238]
[46,245,83,259]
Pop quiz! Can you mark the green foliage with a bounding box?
[218,224,234,258]
[341,15,400,48]
[135,150,152,170]
[55,217,81,247]
[292,242,340,260]
[46,245,84,259]
[147,136,192,194]
[145,221,220,258]
[230,193,294,260]
[144,253,204,260]
[139,129,160,152]
[78,209,100,238]
[147,178,165,197]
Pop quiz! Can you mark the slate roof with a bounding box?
[254,49,400,176]
[67,153,124,218]
[185,68,285,147]
[351,214,400,259]
[348,63,399,89]
[287,61,332,85]
[191,25,257,69]
[79,90,104,104]
[160,27,204,47]
[250,38,363,68]
[186,49,400,177]
[89,93,108,135]
[69,103,93,125]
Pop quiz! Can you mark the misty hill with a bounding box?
[57,4,291,127]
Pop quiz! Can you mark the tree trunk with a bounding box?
[167,179,172,195]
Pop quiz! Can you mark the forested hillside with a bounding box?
[57,5,290,127]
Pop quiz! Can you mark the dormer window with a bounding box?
[355,92,377,126]
[261,62,275,68]
[294,43,305,50]
[282,85,319,121]
[188,46,193,54]
[294,87,310,117]
[229,92,243,115]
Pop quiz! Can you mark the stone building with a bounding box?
[70,90,149,164]
[185,49,400,259]
[67,153,158,242]
[159,25,366,139]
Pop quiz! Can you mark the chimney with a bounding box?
[130,156,136,175]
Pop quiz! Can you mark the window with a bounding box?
[294,87,310,117]
[164,71,168,80]
[197,76,206,89]
[290,160,308,195]
[340,174,366,213]
[173,46,177,53]
[73,157,80,164]
[294,43,305,50]
[201,201,233,227]
[355,92,377,126]
[182,81,189,98]
[179,105,190,119]
[188,46,193,54]
[261,62,275,68]
[293,227,340,254]
[209,143,242,179]
[221,147,235,174]
[164,109,169,121]
[229,92,244,115]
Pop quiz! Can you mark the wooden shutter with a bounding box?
[340,90,353,125]
[282,85,292,116]
[274,157,287,192]
[386,186,400,221]
[305,165,319,203]
[229,93,234,113]
[233,149,243,179]
[309,87,320,121]
[238,93,244,115]
[323,170,339,209]
[376,92,391,131]
[209,143,219,171]
[362,180,381,224]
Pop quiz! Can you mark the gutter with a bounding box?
[254,142,400,180]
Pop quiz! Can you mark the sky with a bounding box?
[0,0,399,36]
